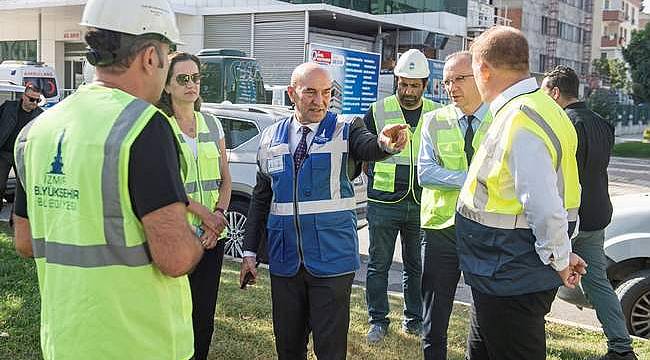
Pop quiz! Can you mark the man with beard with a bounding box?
[363,49,441,343]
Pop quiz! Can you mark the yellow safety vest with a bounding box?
[457,89,580,228]
[368,95,440,204]
[14,84,193,359]
[169,111,225,237]
[420,105,493,229]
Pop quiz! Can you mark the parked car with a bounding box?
[200,103,368,259]
[557,192,650,339]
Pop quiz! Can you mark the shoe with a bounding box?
[367,324,388,343]
[401,323,422,336]
[598,350,638,360]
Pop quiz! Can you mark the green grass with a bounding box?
[1,224,648,359]
[613,141,650,158]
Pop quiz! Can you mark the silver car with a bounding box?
[200,103,368,260]
[558,192,650,339]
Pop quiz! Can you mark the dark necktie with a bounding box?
[294,126,311,174]
[464,115,476,165]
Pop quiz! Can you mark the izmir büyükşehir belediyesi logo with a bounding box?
[34,130,80,211]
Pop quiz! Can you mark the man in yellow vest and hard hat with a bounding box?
[455,26,587,360]
[12,0,204,359]
[418,51,492,360]
[363,48,441,343]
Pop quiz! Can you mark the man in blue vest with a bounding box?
[240,62,409,360]
[363,49,441,343]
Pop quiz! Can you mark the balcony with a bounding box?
[601,35,622,47]
[603,10,625,23]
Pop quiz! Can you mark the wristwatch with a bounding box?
[215,207,226,215]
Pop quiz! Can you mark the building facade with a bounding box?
[496,0,597,79]
[0,0,467,94]
[601,0,643,60]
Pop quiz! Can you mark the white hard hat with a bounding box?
[80,0,182,44]
[394,49,430,79]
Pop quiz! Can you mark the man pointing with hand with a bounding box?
[240,62,408,360]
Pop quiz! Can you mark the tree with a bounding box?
[586,88,617,122]
[622,23,650,103]
[592,58,630,92]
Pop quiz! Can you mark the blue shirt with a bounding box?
[418,103,489,189]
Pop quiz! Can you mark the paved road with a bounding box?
[608,157,650,196]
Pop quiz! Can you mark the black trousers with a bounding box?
[188,240,225,360]
[421,227,460,360]
[270,267,354,360]
[466,288,557,360]
[0,151,14,209]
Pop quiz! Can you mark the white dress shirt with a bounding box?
[491,78,572,272]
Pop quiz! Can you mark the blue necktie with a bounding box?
[464,115,476,165]
[294,126,311,174]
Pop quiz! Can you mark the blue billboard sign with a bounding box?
[425,58,449,104]
[309,43,381,117]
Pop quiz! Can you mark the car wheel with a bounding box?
[616,270,650,339]
[225,199,249,258]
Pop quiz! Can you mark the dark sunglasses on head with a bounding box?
[175,73,201,86]
[24,95,40,103]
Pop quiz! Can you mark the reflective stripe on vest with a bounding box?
[420,105,493,229]
[370,95,439,203]
[15,99,152,267]
[458,91,580,230]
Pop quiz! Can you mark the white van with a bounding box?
[0,60,60,107]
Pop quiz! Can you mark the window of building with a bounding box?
[282,1,468,17]
[0,40,37,63]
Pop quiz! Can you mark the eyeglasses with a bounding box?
[442,74,474,87]
[175,73,201,86]
[24,95,40,103]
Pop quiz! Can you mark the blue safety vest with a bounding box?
[258,112,360,277]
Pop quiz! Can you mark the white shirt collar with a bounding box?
[290,115,320,134]
[454,103,489,122]
[489,77,539,116]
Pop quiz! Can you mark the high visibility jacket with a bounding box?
[14,84,193,360]
[170,111,225,237]
[367,95,440,204]
[258,112,360,277]
[420,105,492,229]
[457,90,580,226]
[455,89,581,296]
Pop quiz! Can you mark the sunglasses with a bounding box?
[175,73,201,86]
[24,95,40,103]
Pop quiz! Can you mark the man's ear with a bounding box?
[287,86,297,104]
[478,61,491,82]
[140,46,158,75]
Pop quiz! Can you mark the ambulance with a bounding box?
[0,60,60,107]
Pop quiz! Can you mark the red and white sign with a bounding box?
[311,49,332,65]
[63,30,81,41]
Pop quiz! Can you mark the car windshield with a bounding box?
[23,77,58,98]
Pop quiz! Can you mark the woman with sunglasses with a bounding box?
[158,52,232,360]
